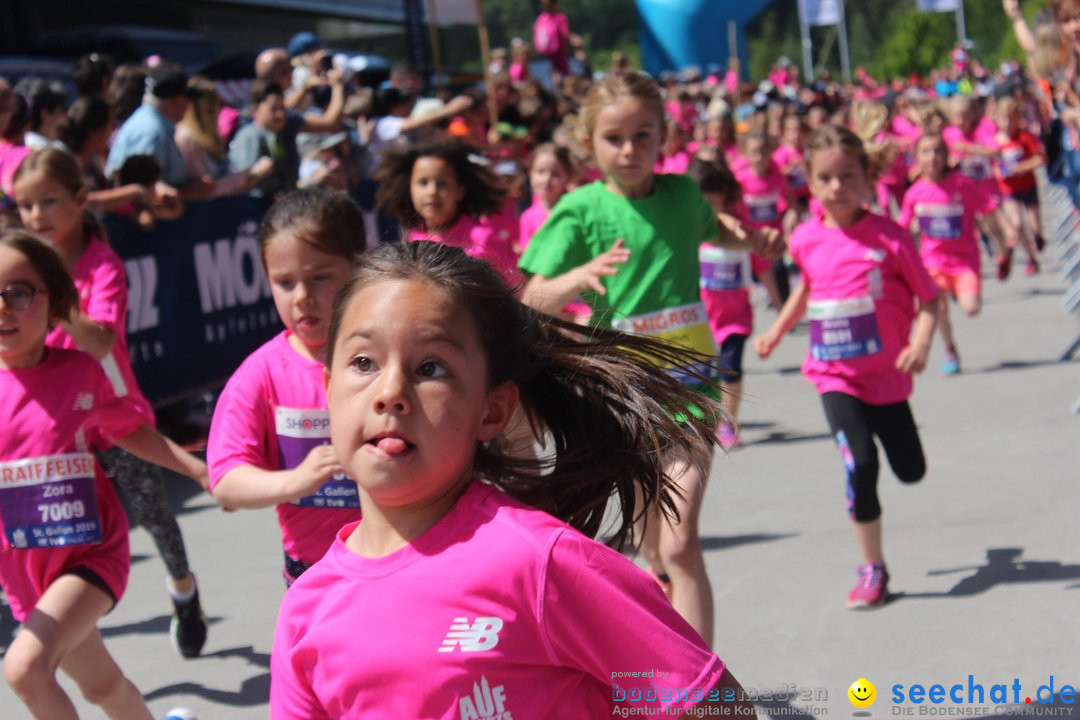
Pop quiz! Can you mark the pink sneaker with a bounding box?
[846,563,889,609]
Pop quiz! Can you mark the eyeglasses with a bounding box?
[0,282,48,311]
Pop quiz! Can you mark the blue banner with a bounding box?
[105,195,281,405]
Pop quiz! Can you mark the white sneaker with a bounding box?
[161,709,198,720]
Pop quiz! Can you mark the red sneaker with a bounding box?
[996,248,1014,281]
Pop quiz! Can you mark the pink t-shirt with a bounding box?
[271,481,726,719]
[45,237,154,426]
[771,144,809,199]
[655,150,693,176]
[0,141,31,198]
[789,213,939,405]
[699,242,752,344]
[408,213,524,291]
[0,348,142,621]
[734,163,788,232]
[899,171,995,274]
[207,331,362,566]
[509,61,528,84]
[942,124,1000,190]
[518,198,550,253]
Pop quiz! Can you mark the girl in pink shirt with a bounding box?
[0,231,206,720]
[376,139,523,290]
[208,188,366,585]
[13,147,210,658]
[754,126,940,610]
[899,133,997,376]
[735,128,793,308]
[655,120,694,175]
[271,240,752,719]
[691,159,779,450]
[772,113,810,208]
[519,143,572,253]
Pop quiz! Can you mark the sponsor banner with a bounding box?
[105,195,280,404]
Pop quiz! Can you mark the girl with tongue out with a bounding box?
[207,188,366,586]
[270,241,752,719]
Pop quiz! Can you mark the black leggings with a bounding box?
[820,392,926,522]
[97,447,191,580]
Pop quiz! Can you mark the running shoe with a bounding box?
[996,248,1014,281]
[645,565,674,600]
[1024,259,1040,276]
[716,422,742,450]
[170,587,208,659]
[845,563,889,609]
[942,349,961,376]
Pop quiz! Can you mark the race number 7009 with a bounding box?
[37,500,87,523]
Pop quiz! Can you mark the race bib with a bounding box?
[787,166,808,189]
[612,302,718,383]
[276,408,360,509]
[745,193,780,223]
[699,246,749,291]
[960,156,990,181]
[808,296,882,361]
[999,147,1024,178]
[916,202,964,240]
[0,454,102,549]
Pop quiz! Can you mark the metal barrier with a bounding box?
[1039,171,1080,413]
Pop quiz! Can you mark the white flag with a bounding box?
[917,0,960,10]
[800,0,842,26]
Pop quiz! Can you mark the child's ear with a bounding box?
[477,381,519,443]
[323,366,331,395]
[75,186,89,209]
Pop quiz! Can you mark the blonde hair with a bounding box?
[178,76,225,162]
[1032,21,1066,79]
[805,124,870,174]
[852,101,897,179]
[578,71,664,146]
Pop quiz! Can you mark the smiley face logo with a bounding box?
[848,678,876,708]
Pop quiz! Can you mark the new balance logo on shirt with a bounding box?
[458,676,513,720]
[72,393,94,411]
[439,616,503,653]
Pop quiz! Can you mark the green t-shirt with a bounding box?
[520,174,721,391]
[521,174,718,323]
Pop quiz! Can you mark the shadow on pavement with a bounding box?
[143,672,270,707]
[745,431,833,446]
[101,614,223,639]
[202,644,271,669]
[894,548,1080,600]
[700,533,798,552]
[975,358,1077,374]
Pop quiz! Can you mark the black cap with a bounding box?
[148,65,195,100]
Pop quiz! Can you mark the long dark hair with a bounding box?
[326,241,722,550]
[375,139,506,230]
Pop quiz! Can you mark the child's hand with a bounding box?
[752,226,786,260]
[895,342,929,374]
[571,239,630,295]
[193,465,212,494]
[290,445,345,498]
[249,156,275,181]
[753,330,780,359]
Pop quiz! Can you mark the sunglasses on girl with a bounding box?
[0,282,48,311]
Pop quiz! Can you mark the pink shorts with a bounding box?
[928,266,981,300]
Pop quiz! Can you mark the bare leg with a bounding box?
[656,448,714,646]
[853,518,884,565]
[937,293,957,352]
[3,575,152,720]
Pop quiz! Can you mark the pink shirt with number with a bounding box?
[898,171,995,275]
[45,237,154,426]
[207,331,362,567]
[0,348,142,621]
[408,213,523,291]
[943,124,1002,204]
[271,480,726,719]
[771,144,809,200]
[790,213,938,405]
